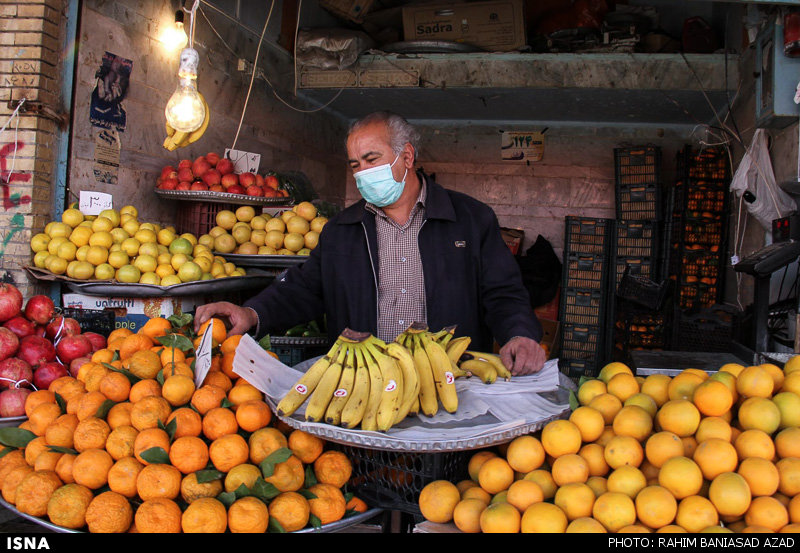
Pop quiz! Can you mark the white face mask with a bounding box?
[354,154,408,207]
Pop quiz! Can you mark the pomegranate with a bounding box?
[3,315,37,339]
[45,316,81,340]
[32,325,47,338]
[69,356,92,378]
[0,357,33,389]
[82,332,107,352]
[0,387,32,418]
[55,334,93,365]
[0,327,20,362]
[0,283,23,322]
[33,361,68,391]
[159,177,179,190]
[18,335,56,367]
[24,295,55,325]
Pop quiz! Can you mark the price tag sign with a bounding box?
[79,191,113,215]
[224,149,261,174]
[501,131,545,162]
[193,328,214,388]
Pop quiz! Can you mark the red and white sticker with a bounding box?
[333,388,348,398]
[384,379,397,393]
[294,383,308,395]
[445,371,455,385]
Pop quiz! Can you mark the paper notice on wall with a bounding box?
[224,149,261,174]
[79,190,113,215]
[501,131,544,162]
[93,128,121,185]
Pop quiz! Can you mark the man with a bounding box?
[195,112,546,375]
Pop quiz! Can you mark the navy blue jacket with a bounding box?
[244,173,542,351]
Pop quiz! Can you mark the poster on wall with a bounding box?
[90,52,133,132]
[501,131,545,162]
[93,128,121,185]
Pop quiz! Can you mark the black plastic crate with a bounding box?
[614,146,663,221]
[616,182,664,221]
[269,336,329,367]
[673,305,740,353]
[559,357,600,384]
[60,307,116,337]
[616,268,669,311]
[615,220,660,258]
[615,146,661,184]
[333,444,471,517]
[563,252,609,290]
[560,323,602,361]
[564,216,614,255]
[614,256,658,287]
[560,287,607,326]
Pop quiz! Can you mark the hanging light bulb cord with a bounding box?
[185,0,199,49]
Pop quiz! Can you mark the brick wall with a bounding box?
[0,0,67,297]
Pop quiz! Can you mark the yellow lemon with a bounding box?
[250,216,268,230]
[56,241,78,261]
[120,237,141,257]
[89,231,113,249]
[68,226,93,248]
[286,216,310,235]
[138,242,160,259]
[116,264,141,283]
[133,254,158,274]
[110,227,130,244]
[107,250,129,269]
[71,260,95,280]
[155,264,176,279]
[75,245,90,262]
[121,218,140,236]
[46,255,68,275]
[134,228,157,244]
[171,253,190,271]
[235,206,256,223]
[161,274,182,286]
[85,245,109,266]
[61,208,85,227]
[177,262,202,283]
[47,222,72,238]
[91,216,115,233]
[179,233,197,246]
[30,233,50,252]
[139,272,160,285]
[47,236,69,255]
[93,263,114,280]
[120,205,138,218]
[33,251,50,268]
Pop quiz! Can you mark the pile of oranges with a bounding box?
[0,315,367,533]
[418,359,800,533]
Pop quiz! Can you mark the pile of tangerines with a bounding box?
[418,359,800,533]
[0,315,367,533]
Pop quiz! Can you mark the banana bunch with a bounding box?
[163,93,210,151]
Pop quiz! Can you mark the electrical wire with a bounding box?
[0,98,25,184]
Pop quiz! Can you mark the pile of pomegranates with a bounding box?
[0,283,107,418]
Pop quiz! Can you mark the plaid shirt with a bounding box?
[365,181,428,342]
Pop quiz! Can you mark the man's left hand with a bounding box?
[499,336,546,376]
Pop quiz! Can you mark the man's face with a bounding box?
[346,121,403,180]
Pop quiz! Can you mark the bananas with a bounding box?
[163,92,210,151]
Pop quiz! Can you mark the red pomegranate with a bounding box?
[69,356,91,378]
[45,316,82,340]
[0,357,33,389]
[0,327,20,362]
[33,361,68,391]
[82,332,107,352]
[24,295,55,325]
[55,334,93,365]
[18,335,57,367]
[0,283,23,323]
[0,387,32,417]
[3,316,37,339]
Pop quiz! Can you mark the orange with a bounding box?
[453,498,487,533]
[224,463,262,493]
[668,371,705,401]
[199,317,227,345]
[91,348,116,364]
[598,362,633,383]
[577,379,608,406]
[135,497,182,533]
[201,406,239,441]
[655,399,701,437]
[166,407,203,438]
[162,361,194,379]
[226,381,263,407]
[269,491,310,532]
[522,470,557,500]
[181,496,228,533]
[107,456,144,498]
[84,490,133,533]
[139,317,172,341]
[209,433,250,473]
[737,396,781,434]
[645,431,684,468]
[128,379,161,403]
[159,346,186,368]
[169,436,210,474]
[314,450,352,488]
[249,427,289,464]
[520,501,568,533]
[220,334,243,356]
[307,482,347,525]
[782,371,800,395]
[607,464,647,499]
[220,352,237,379]
[14,470,63,517]
[346,496,369,513]
[553,482,595,520]
[551,454,589,487]
[203,370,233,392]
[24,389,56,418]
[136,463,182,501]
[191,384,227,415]
[578,442,610,477]
[709,471,752,518]
[73,416,111,452]
[737,457,779,497]
[737,365,775,398]
[264,455,305,492]
[181,472,224,504]
[228,496,269,533]
[588,393,623,425]
[125,348,161,379]
[477,456,515,494]
[635,485,677,529]
[569,407,605,444]
[693,379,734,417]
[777,457,800,496]
[44,413,79,449]
[72,448,114,490]
[161,374,196,407]
[607,372,640,402]
[603,435,644,469]
[107,327,134,344]
[658,456,704,499]
[693,438,738,480]
[775,426,800,458]
[49,377,86,404]
[541,419,582,458]
[33,449,63,472]
[594,426,616,447]
[468,450,498,482]
[640,373,672,407]
[773,391,800,429]
[479,501,521,533]
[119,333,155,361]
[0,449,27,483]
[745,496,788,532]
[76,390,110,421]
[1,464,33,504]
[288,429,324,464]
[130,396,171,430]
[98,371,132,403]
[46,483,95,529]
[106,402,134,429]
[105,425,138,462]
[695,416,732,443]
[567,517,608,533]
[675,495,719,533]
[54,453,76,485]
[612,405,653,442]
[592,492,637,532]
[28,402,62,436]
[790,495,800,524]
[24,436,48,466]
[81,364,110,393]
[734,429,776,461]
[761,363,785,394]
[624,393,658,418]
[505,479,544,513]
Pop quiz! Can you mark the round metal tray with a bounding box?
[0,495,383,533]
[155,188,293,207]
[0,416,26,428]
[212,253,309,269]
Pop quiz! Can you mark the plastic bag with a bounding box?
[730,129,796,231]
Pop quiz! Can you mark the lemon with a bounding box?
[236,242,258,255]
[30,233,50,253]
[214,234,237,254]
[264,218,286,233]
[286,216,310,235]
[264,230,284,250]
[230,268,246,277]
[193,255,212,273]
[94,263,115,280]
[133,254,157,274]
[208,226,227,238]
[304,231,320,249]
[210,262,226,277]
[283,232,304,252]
[201,273,213,280]
[86,245,109,266]
[169,237,194,256]
[297,248,311,256]
[72,260,95,280]
[277,248,296,256]
[157,252,173,266]
[216,210,237,230]
[294,201,318,222]
[170,253,190,271]
[177,261,202,282]
[61,208,85,227]
[155,264,176,279]
[47,236,69,256]
[47,222,72,238]
[138,242,160,259]
[139,272,161,285]
[56,241,78,261]
[193,244,211,257]
[107,250,130,269]
[91,216,115,233]
[161,274,182,286]
[157,229,176,247]
[223,262,237,275]
[138,222,156,232]
[46,255,68,275]
[89,231,114,249]
[121,218,140,236]
[258,246,278,255]
[250,229,267,247]
[99,209,120,228]
[66,226,91,248]
[134,228,157,244]
[110,228,130,244]
[232,225,251,245]
[310,217,328,234]
[33,251,50,268]
[235,206,256,223]
[180,233,198,246]
[120,237,141,257]
[66,260,78,278]
[75,245,90,262]
[120,205,138,218]
[250,215,268,230]
[116,264,141,283]
[198,234,215,249]
[280,210,296,224]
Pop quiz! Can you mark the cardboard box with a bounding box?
[534,287,560,322]
[319,0,375,23]
[62,293,202,334]
[402,0,527,52]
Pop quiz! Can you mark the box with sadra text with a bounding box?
[62,293,202,334]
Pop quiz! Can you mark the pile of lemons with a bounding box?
[202,201,327,257]
[30,205,247,285]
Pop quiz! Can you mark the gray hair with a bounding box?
[347,111,421,158]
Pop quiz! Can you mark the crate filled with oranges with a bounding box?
[415,359,800,533]
[0,313,370,533]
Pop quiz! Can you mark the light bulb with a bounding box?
[165,48,205,132]
[162,21,188,51]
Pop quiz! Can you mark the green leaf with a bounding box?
[251,478,280,501]
[234,483,252,499]
[0,446,16,459]
[216,491,237,508]
[195,469,225,484]
[0,427,36,449]
[95,399,116,420]
[568,390,580,411]
[259,447,293,478]
[139,447,170,464]
[309,513,322,529]
[298,489,317,501]
[157,333,194,352]
[111,350,120,363]
[54,392,67,414]
[578,375,594,387]
[163,417,177,442]
[102,363,141,384]
[304,465,318,488]
[220,398,235,409]
[168,312,193,329]
[47,445,78,455]
[268,517,286,533]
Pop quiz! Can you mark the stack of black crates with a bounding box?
[558,216,615,381]
[610,146,671,362]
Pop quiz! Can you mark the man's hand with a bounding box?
[499,336,546,376]
[194,302,258,336]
